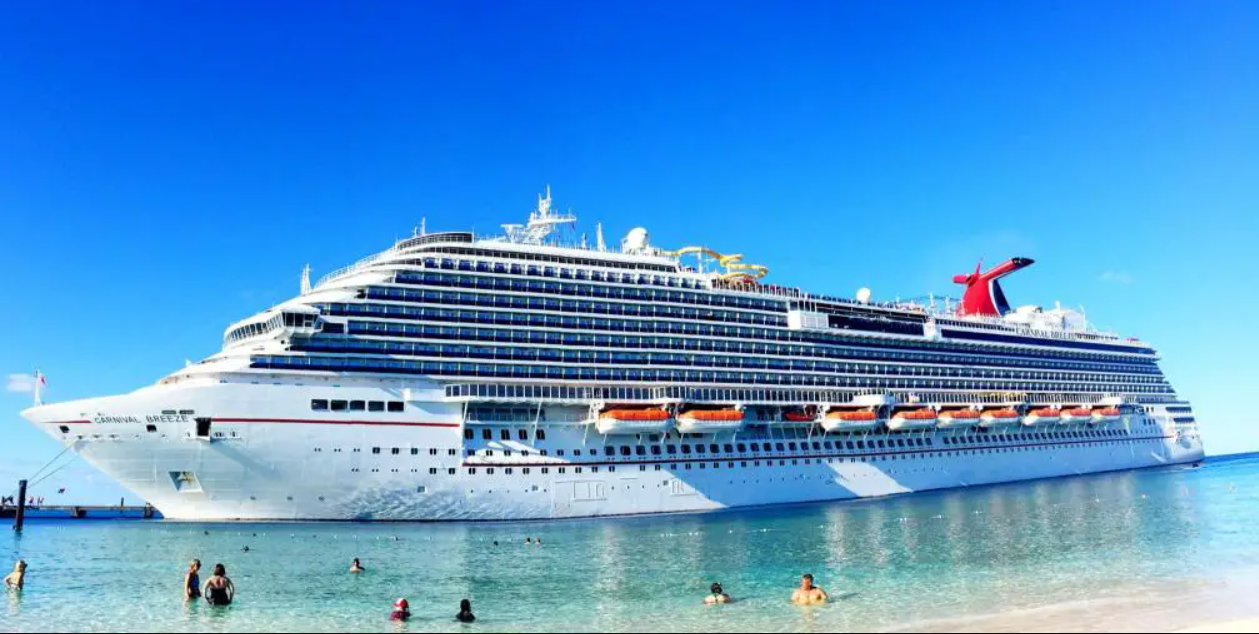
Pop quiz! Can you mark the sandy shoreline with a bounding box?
[882,570,1259,634]
[1178,620,1259,633]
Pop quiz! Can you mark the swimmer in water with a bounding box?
[203,564,235,606]
[184,560,202,600]
[704,582,731,605]
[350,558,364,574]
[4,561,27,591]
[791,574,829,605]
[526,537,533,545]
[456,599,476,623]
[391,598,411,621]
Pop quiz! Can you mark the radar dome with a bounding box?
[622,227,650,253]
[856,288,872,304]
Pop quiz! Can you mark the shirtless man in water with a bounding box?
[791,574,828,605]
[4,561,27,591]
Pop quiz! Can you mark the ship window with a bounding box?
[695,445,706,454]
[391,448,400,455]
[350,401,366,412]
[311,399,329,411]
[331,400,348,412]
[651,446,662,455]
[146,424,158,433]
[620,446,632,456]
[369,401,385,412]
[681,445,691,455]
[500,429,510,441]
[482,429,492,440]
[776,443,785,452]
[710,444,720,454]
[636,446,647,456]
[537,429,547,441]
[387,402,405,412]
[464,429,474,440]
[195,418,212,438]
[372,447,381,454]
[59,425,70,434]
[750,443,760,452]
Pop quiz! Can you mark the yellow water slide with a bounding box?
[667,246,769,281]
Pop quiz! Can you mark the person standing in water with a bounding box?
[184,560,202,601]
[456,599,476,623]
[203,564,235,606]
[704,582,731,605]
[350,558,364,574]
[4,561,27,591]
[791,573,828,605]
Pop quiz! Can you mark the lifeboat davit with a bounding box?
[887,409,939,432]
[937,409,982,429]
[595,408,674,435]
[821,409,882,433]
[980,409,1022,427]
[1060,407,1093,425]
[1023,407,1061,426]
[676,408,746,434]
[1092,407,1122,424]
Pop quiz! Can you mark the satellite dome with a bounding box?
[622,227,650,253]
[856,288,872,304]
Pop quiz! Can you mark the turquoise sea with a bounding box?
[4,455,1259,633]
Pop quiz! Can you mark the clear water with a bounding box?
[5,456,1259,633]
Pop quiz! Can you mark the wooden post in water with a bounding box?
[13,480,28,533]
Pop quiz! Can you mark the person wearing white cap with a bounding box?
[391,598,411,621]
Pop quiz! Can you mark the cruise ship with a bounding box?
[21,189,1205,521]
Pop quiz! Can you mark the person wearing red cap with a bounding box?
[391,598,411,622]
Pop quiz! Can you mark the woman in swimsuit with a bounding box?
[184,560,202,600]
[203,564,235,606]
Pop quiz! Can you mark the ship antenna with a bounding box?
[300,264,312,295]
[596,223,606,252]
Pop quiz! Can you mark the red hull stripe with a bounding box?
[211,417,459,428]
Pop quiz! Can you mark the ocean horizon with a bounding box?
[5,454,1259,633]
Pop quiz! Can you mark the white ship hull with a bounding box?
[22,378,1205,522]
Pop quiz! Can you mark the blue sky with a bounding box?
[1,1,1256,503]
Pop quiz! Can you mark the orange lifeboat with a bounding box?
[980,408,1022,427]
[595,408,673,434]
[820,409,882,432]
[677,408,746,434]
[1092,407,1122,424]
[1060,407,1093,424]
[783,410,816,424]
[938,409,982,429]
[888,408,939,432]
[1023,407,1060,426]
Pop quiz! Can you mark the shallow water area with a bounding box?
[4,455,1259,633]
